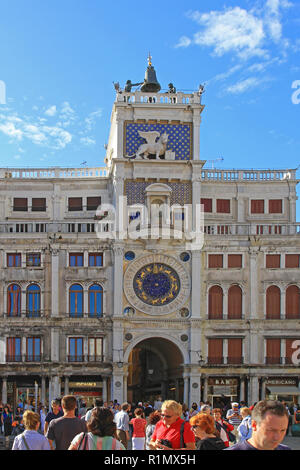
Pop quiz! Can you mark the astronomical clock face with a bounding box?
[124,254,190,315]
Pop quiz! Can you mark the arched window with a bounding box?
[228,285,242,319]
[7,284,21,317]
[69,284,83,318]
[26,284,41,317]
[286,285,300,319]
[208,285,223,319]
[266,285,281,319]
[88,284,103,318]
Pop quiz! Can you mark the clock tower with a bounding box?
[105,59,206,404]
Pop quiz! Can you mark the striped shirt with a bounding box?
[69,432,125,450]
[226,409,242,426]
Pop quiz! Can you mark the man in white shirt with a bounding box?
[114,402,130,449]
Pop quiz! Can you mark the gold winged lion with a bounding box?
[126,130,168,159]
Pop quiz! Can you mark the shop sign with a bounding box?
[208,378,238,386]
[69,382,102,388]
[266,378,297,386]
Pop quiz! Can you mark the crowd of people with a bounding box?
[0,395,298,451]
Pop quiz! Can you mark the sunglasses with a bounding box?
[161,414,173,418]
[191,425,200,430]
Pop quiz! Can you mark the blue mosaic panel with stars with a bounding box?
[125,122,192,160]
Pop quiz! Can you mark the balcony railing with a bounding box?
[1,167,108,179]
[6,355,43,362]
[67,355,104,363]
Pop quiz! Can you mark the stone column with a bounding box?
[239,376,245,402]
[51,328,60,362]
[51,248,60,317]
[41,377,46,405]
[249,376,259,404]
[189,373,201,406]
[113,246,124,317]
[192,114,201,160]
[203,376,208,402]
[261,377,267,400]
[183,375,189,406]
[64,376,69,396]
[111,368,124,404]
[102,377,108,403]
[2,377,7,404]
[191,251,201,319]
[249,248,259,319]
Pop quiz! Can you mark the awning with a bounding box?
[266,386,300,395]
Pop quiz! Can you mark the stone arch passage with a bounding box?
[127,337,185,404]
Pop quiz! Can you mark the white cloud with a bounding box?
[225,76,271,94]
[84,109,102,131]
[178,2,293,60]
[45,105,57,117]
[80,136,96,146]
[0,121,23,140]
[175,36,192,48]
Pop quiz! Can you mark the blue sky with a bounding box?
[0,1,299,182]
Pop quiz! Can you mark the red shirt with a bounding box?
[151,418,195,449]
[130,418,147,437]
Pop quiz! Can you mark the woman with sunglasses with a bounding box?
[148,400,195,450]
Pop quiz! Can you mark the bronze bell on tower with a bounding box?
[140,54,161,93]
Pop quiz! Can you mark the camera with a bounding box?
[160,439,172,448]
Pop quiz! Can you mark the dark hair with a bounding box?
[148,411,161,425]
[93,399,102,407]
[134,407,143,416]
[87,407,115,437]
[121,402,129,411]
[252,400,289,424]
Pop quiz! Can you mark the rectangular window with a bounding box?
[87,196,101,211]
[88,338,103,361]
[285,254,300,268]
[69,253,84,267]
[266,254,281,269]
[228,254,242,268]
[88,253,103,267]
[6,337,21,362]
[269,199,282,214]
[31,198,46,212]
[216,199,230,213]
[208,338,223,364]
[227,338,243,364]
[26,337,41,362]
[200,198,212,213]
[68,197,83,211]
[208,254,223,268]
[7,253,21,267]
[26,253,41,267]
[69,337,83,362]
[251,200,264,214]
[13,198,28,211]
[266,338,281,364]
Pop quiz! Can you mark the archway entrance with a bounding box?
[127,337,184,404]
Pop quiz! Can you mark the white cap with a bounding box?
[232,402,239,407]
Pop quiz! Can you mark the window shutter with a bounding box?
[228,339,242,364]
[266,254,280,268]
[216,199,230,213]
[269,199,282,214]
[208,286,223,319]
[68,197,83,211]
[32,198,46,211]
[208,338,223,364]
[285,254,300,268]
[266,286,281,319]
[87,196,101,211]
[228,285,242,319]
[266,338,281,364]
[200,198,212,213]
[251,200,264,214]
[286,285,300,319]
[13,198,28,211]
[228,254,242,268]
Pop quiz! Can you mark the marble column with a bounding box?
[41,377,46,405]
[183,375,189,406]
[64,376,69,395]
[51,248,60,317]
[2,377,7,404]
[102,377,107,403]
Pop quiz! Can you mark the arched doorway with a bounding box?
[127,337,184,404]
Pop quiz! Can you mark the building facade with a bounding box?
[1,65,300,409]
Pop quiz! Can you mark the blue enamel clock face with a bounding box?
[133,263,180,306]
